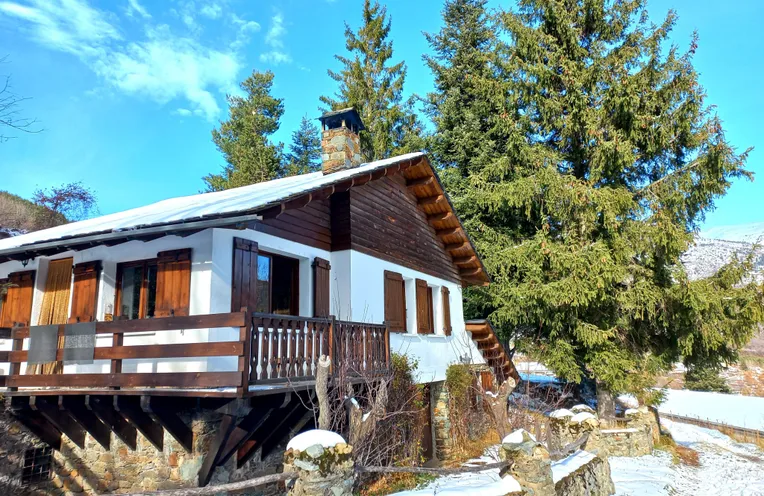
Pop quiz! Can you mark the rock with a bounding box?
[305,444,325,459]
[294,459,319,472]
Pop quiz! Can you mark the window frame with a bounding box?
[257,250,300,316]
[114,258,158,320]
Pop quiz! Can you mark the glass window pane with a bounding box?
[120,266,143,320]
[272,255,297,315]
[146,264,158,318]
[255,255,270,313]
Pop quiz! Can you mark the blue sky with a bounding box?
[0,0,761,232]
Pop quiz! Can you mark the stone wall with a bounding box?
[548,405,659,458]
[0,406,285,495]
[554,455,615,496]
[501,429,615,496]
[430,381,452,460]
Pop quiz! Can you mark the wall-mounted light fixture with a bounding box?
[21,259,30,268]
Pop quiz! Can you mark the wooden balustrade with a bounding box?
[0,311,391,396]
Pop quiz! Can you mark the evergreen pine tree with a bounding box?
[321,0,423,161]
[204,71,285,191]
[284,116,322,176]
[428,0,763,405]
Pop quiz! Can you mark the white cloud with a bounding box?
[259,12,291,65]
[229,13,260,51]
[0,0,249,121]
[200,3,221,19]
[174,108,192,116]
[126,0,150,19]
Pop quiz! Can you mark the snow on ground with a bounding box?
[658,389,764,431]
[390,448,522,496]
[611,418,764,496]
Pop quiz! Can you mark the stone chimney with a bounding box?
[319,108,364,174]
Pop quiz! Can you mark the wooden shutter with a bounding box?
[441,286,452,336]
[231,238,259,312]
[70,261,101,323]
[416,279,433,334]
[384,271,406,332]
[155,248,192,317]
[0,270,36,327]
[312,257,331,317]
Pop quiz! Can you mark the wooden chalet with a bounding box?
[0,108,512,491]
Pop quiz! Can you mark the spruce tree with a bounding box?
[321,0,422,161]
[429,0,763,405]
[204,71,284,191]
[284,116,322,176]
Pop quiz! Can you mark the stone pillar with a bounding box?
[283,435,354,496]
[431,381,452,460]
[500,429,555,496]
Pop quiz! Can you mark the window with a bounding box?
[416,279,434,334]
[255,252,299,315]
[22,447,52,486]
[384,271,406,332]
[115,260,158,320]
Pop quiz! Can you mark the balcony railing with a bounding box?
[0,310,391,397]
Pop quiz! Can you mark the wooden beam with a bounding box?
[237,397,304,467]
[216,407,276,465]
[444,241,468,252]
[284,193,313,211]
[352,173,373,187]
[115,396,164,451]
[198,414,236,487]
[436,228,460,238]
[30,396,86,449]
[420,194,444,206]
[87,395,137,450]
[452,256,477,266]
[258,403,311,460]
[460,267,482,278]
[142,397,193,454]
[62,396,111,450]
[406,176,434,188]
[259,203,285,220]
[11,408,62,450]
[427,212,454,223]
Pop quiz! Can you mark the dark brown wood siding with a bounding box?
[384,271,406,332]
[70,261,101,323]
[258,198,332,251]
[155,248,191,317]
[231,238,259,312]
[312,257,331,317]
[0,270,35,327]
[348,175,461,283]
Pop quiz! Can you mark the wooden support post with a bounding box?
[237,395,302,467]
[8,324,22,392]
[384,322,391,372]
[62,396,111,450]
[110,326,123,391]
[238,308,252,397]
[30,396,86,449]
[86,395,137,450]
[328,316,335,374]
[258,399,311,460]
[217,407,276,465]
[142,397,193,453]
[198,414,236,487]
[115,396,164,451]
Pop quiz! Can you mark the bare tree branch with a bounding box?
[0,56,42,142]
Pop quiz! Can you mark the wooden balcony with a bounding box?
[0,311,391,398]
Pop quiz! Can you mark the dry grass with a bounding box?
[655,434,700,466]
[443,428,502,467]
[359,473,437,496]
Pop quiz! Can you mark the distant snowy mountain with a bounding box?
[682,222,764,282]
[702,222,764,245]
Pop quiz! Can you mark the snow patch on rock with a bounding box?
[551,450,596,483]
[286,429,346,452]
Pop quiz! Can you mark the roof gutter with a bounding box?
[0,212,264,259]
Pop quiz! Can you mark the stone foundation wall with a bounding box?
[430,381,452,460]
[0,407,285,495]
[555,455,615,496]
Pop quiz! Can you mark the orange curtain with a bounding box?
[28,258,73,375]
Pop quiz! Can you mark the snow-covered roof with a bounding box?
[0,152,425,254]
